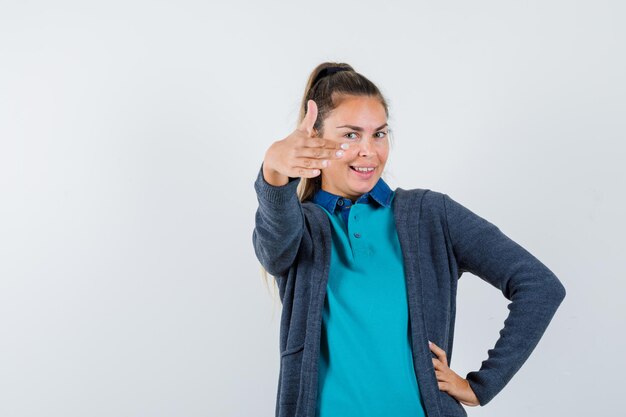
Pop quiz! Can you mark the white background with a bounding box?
[1,1,624,416]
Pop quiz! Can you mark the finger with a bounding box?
[295,157,331,170]
[298,99,318,137]
[289,166,322,178]
[429,340,448,367]
[303,137,350,154]
[299,144,347,161]
[437,380,451,392]
[432,363,454,389]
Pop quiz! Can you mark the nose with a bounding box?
[358,137,373,157]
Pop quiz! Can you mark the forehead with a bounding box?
[326,95,387,128]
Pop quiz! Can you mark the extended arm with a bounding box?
[252,162,305,277]
[443,193,566,406]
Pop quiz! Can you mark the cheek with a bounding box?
[344,147,360,158]
[327,161,348,175]
[377,147,390,161]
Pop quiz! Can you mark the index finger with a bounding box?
[429,340,448,365]
[306,137,350,151]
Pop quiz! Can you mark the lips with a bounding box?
[350,165,376,171]
[349,165,376,179]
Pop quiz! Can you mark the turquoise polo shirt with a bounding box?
[311,178,427,417]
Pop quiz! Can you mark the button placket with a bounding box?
[347,204,367,259]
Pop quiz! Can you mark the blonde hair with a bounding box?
[259,62,392,314]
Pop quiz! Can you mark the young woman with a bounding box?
[252,62,566,417]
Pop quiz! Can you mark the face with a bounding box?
[316,95,390,202]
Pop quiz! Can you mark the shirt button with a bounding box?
[353,215,358,221]
[354,233,361,238]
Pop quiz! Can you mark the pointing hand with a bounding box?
[262,100,349,185]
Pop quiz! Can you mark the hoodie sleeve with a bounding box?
[442,193,566,406]
[252,162,305,277]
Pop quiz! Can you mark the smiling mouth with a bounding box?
[349,166,376,172]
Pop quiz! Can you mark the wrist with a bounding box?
[262,162,289,187]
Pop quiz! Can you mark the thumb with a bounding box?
[298,99,318,137]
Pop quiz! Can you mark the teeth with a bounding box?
[352,166,375,172]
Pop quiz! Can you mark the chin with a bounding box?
[349,175,379,190]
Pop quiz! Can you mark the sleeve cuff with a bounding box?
[465,369,505,406]
[254,162,301,205]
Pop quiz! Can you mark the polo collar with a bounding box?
[311,176,394,213]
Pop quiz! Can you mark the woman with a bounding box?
[252,62,566,417]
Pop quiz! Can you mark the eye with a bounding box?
[344,132,359,140]
[375,131,388,139]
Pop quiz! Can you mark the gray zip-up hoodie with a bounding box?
[252,163,566,417]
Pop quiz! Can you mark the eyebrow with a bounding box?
[336,123,388,131]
